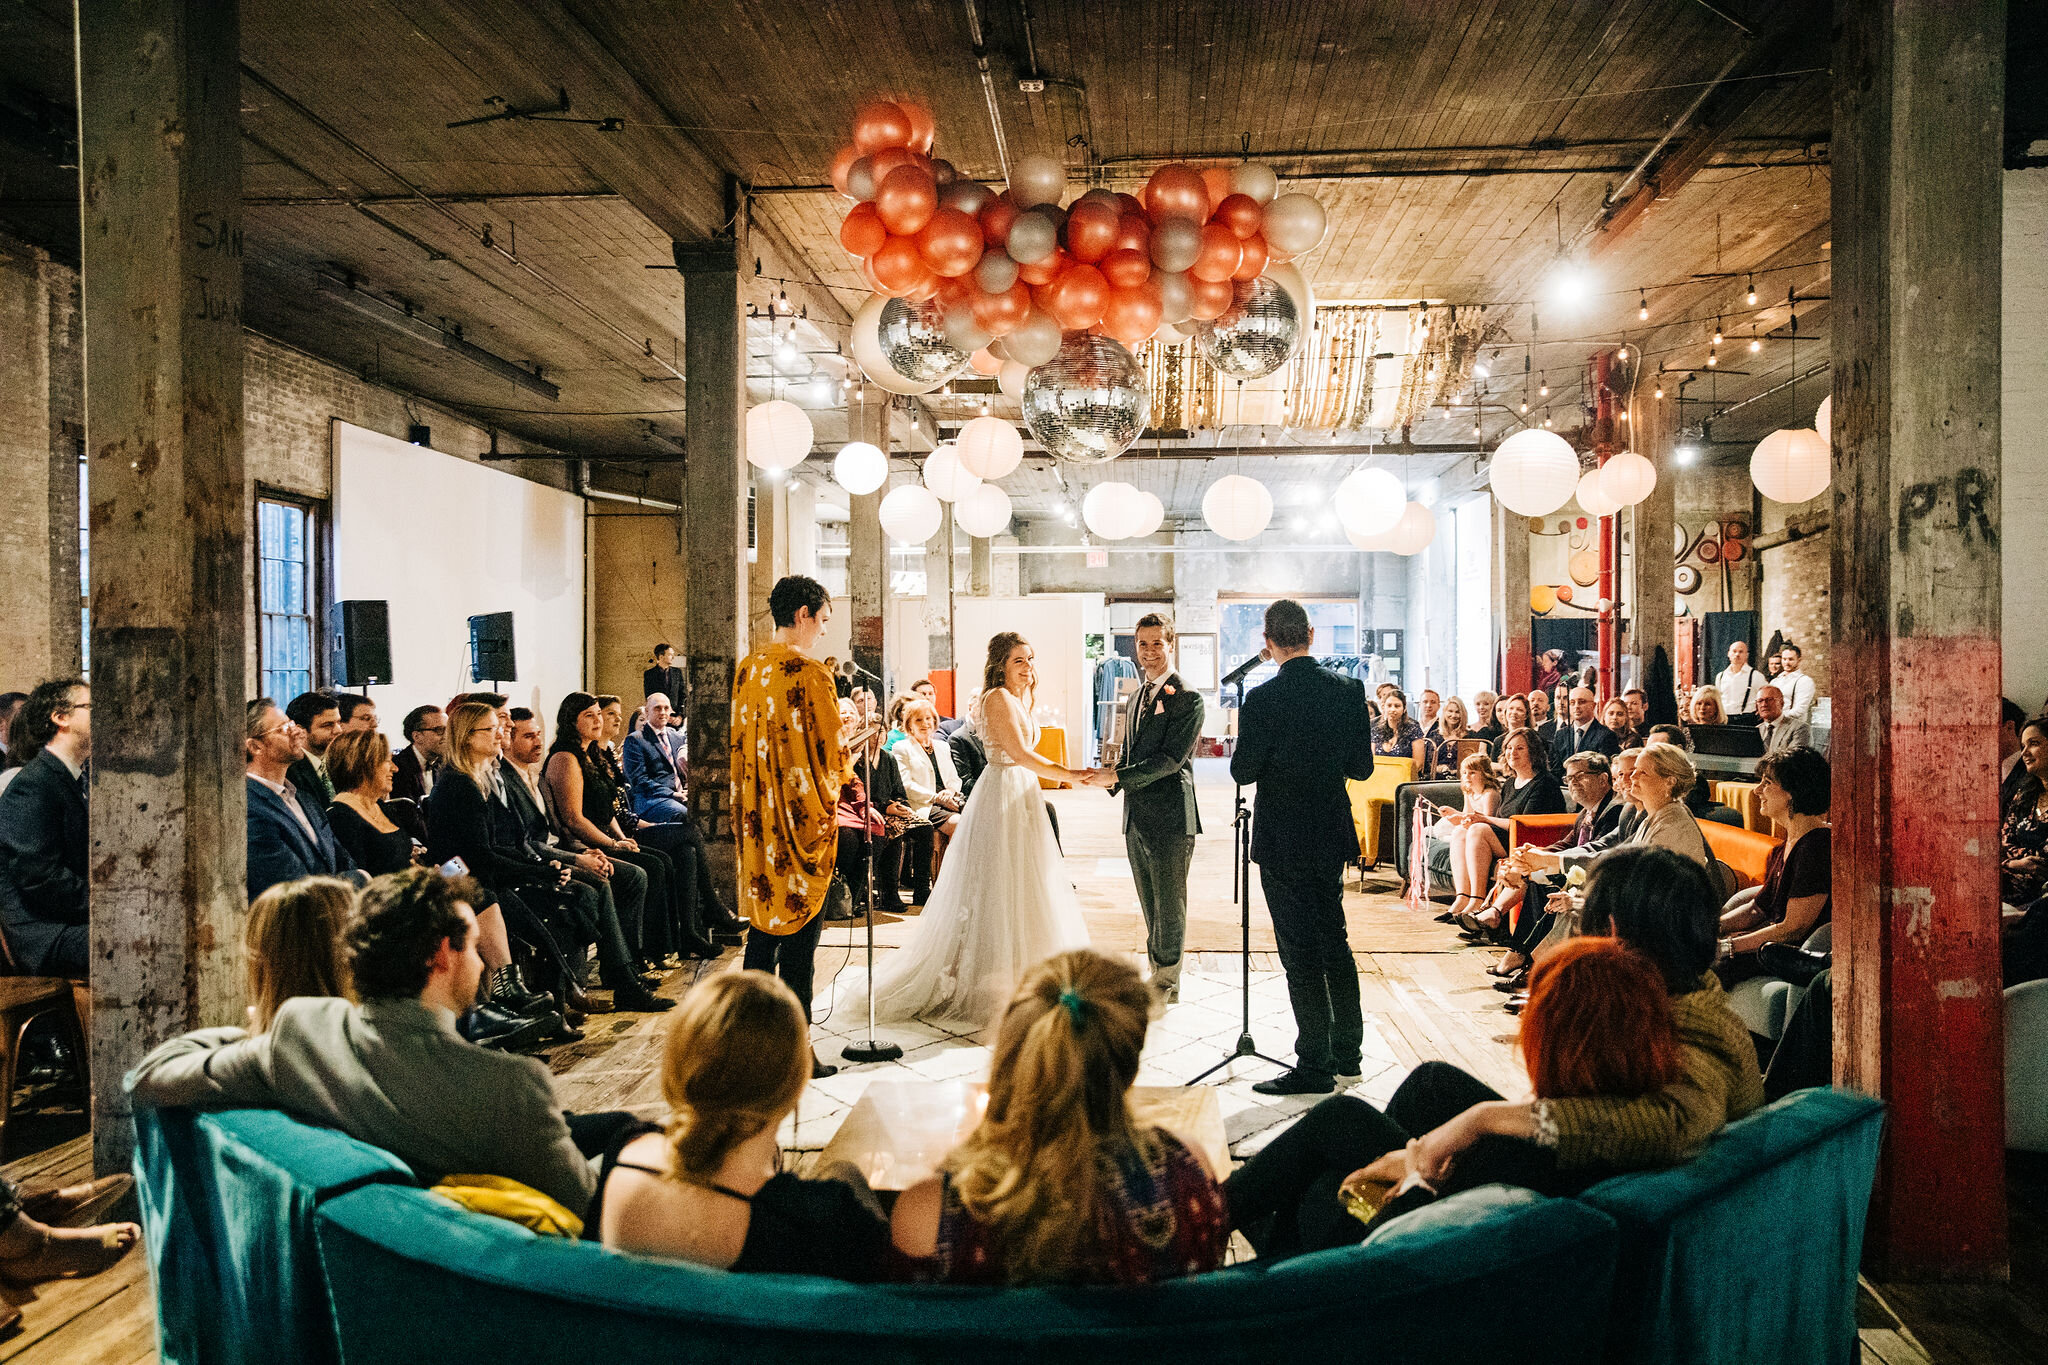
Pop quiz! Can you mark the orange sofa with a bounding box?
[1510,812,1782,888]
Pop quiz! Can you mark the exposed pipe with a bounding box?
[576,460,683,510]
[1690,0,1756,37]
[1593,351,1617,698]
[1599,46,1749,212]
[1703,361,1831,422]
[960,0,1012,180]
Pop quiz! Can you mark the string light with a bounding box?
[1638,291,1649,321]
[1520,398,1530,414]
[1745,275,1757,306]
[1654,375,1665,399]
[1616,345,1628,361]
[1707,348,1718,368]
[1712,318,1724,346]
[1539,376,1550,397]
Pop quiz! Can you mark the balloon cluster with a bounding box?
[830,98,1327,452]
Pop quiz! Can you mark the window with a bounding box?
[257,493,324,701]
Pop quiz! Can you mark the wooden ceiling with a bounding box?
[1,0,1860,512]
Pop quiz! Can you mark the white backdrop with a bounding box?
[330,421,584,729]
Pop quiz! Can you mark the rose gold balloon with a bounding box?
[870,235,924,293]
[1101,282,1164,343]
[1112,212,1151,257]
[1143,164,1210,224]
[969,346,1003,376]
[904,266,942,302]
[1231,233,1269,281]
[1200,166,1235,213]
[1101,247,1151,289]
[860,254,894,296]
[915,206,984,277]
[1016,246,1069,286]
[1050,263,1110,331]
[972,281,1031,335]
[829,144,862,199]
[875,164,938,236]
[839,202,887,258]
[1116,192,1146,218]
[1063,198,1120,264]
[1214,193,1264,240]
[900,102,936,155]
[853,100,913,155]
[1187,274,1235,320]
[979,191,1019,248]
[1191,222,1244,282]
[867,146,919,185]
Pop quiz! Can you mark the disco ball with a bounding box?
[875,297,972,389]
[1020,332,1151,464]
[1192,275,1300,381]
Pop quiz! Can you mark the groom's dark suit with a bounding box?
[1113,671,1204,990]
[1230,655,1375,1077]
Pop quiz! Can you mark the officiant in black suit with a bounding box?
[1229,600,1376,1096]
[1112,613,1204,1009]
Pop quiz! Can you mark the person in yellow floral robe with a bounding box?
[733,576,853,1076]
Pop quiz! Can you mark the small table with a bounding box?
[1034,724,1069,789]
[820,1080,1229,1192]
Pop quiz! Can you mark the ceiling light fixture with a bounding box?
[1712,318,1724,346]
[1637,290,1649,321]
[1745,275,1757,306]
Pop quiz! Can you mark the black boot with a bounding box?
[459,1003,556,1052]
[489,965,552,1016]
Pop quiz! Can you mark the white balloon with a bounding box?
[1202,474,1273,541]
[1750,428,1831,504]
[997,359,1031,398]
[1156,271,1193,325]
[1334,467,1404,538]
[1816,392,1832,445]
[954,481,1013,538]
[1489,429,1580,516]
[1576,468,1621,519]
[1230,163,1279,205]
[879,484,944,544]
[1263,262,1315,354]
[833,440,887,495]
[1599,449,1657,506]
[1152,321,1190,345]
[744,399,812,471]
[1264,193,1329,256]
[921,443,981,502]
[1008,153,1067,209]
[850,293,950,396]
[1127,489,1165,538]
[956,414,1024,480]
[1385,501,1437,556]
[1006,210,1058,264]
[1006,310,1063,367]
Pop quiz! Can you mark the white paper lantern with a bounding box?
[878,483,944,544]
[1576,468,1620,519]
[921,443,981,502]
[1750,428,1831,505]
[1815,393,1831,445]
[1599,449,1657,506]
[1384,501,1437,556]
[1082,481,1146,540]
[1488,429,1580,515]
[954,481,1013,538]
[1333,467,1404,538]
[833,441,887,495]
[956,414,1024,480]
[745,399,813,471]
[1202,474,1273,541]
[1345,521,1396,551]
[1127,489,1166,538]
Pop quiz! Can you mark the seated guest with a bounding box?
[126,868,602,1213]
[1468,690,1503,745]
[0,679,91,975]
[1526,743,1708,888]
[1418,689,1441,738]
[1493,694,1533,754]
[0,691,25,769]
[1551,682,1573,730]
[325,730,419,877]
[1623,688,1649,734]
[1534,649,1564,694]
[246,698,363,901]
[950,722,987,797]
[890,699,965,907]
[1689,685,1728,726]
[1468,750,1629,977]
[1644,722,1741,824]
[2000,698,2029,818]
[1601,695,1640,750]
[883,693,914,750]
[1676,691,1695,724]
[1438,752,1500,917]
[391,705,445,805]
[1716,747,1831,987]
[1420,696,1472,779]
[622,693,691,824]
[594,970,891,1278]
[1753,685,1811,755]
[2001,719,2048,905]
[335,694,378,736]
[1549,686,1619,767]
[284,691,343,801]
[911,677,938,710]
[1442,727,1564,920]
[1224,847,1762,1258]
[830,700,904,918]
[1371,689,1425,764]
[891,950,1226,1284]
[596,695,739,944]
[244,876,356,1032]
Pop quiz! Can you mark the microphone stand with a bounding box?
[842,728,903,1064]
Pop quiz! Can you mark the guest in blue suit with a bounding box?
[622,693,690,823]
[245,698,362,900]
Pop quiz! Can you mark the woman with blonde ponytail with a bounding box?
[891,950,1226,1285]
[592,971,890,1278]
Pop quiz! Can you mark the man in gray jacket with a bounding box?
[125,868,595,1213]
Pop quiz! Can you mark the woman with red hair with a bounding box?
[1225,846,1762,1258]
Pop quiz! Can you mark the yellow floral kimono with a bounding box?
[732,642,849,934]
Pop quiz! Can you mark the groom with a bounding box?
[1112,613,1204,1009]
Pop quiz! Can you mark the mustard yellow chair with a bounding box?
[1712,780,1776,835]
[1347,756,1413,869]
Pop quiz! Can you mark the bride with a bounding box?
[842,632,1105,1029]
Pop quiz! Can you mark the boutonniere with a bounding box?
[1161,684,1177,697]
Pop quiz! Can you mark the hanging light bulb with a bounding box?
[1520,398,1530,414]
[1712,318,1724,346]
[1637,291,1649,321]
[1616,345,1628,361]
[1539,377,1550,397]
[1749,332,1762,354]
[1654,379,1665,399]
[1707,349,1718,368]
[1745,275,1757,306]
[1542,413,1553,428]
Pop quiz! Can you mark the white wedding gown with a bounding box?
[838,689,1091,1030]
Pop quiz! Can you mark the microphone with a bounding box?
[838,658,884,684]
[1220,652,1264,688]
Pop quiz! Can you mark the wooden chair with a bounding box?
[0,926,88,1162]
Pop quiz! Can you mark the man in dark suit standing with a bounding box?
[244,698,363,900]
[643,645,687,719]
[1113,613,1204,1010]
[1547,685,1619,769]
[284,691,343,803]
[0,679,92,975]
[1229,600,1375,1096]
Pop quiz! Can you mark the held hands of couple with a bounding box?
[1068,766,1116,788]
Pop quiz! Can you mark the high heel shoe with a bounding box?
[1486,955,1526,978]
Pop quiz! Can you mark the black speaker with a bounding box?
[468,611,516,683]
[329,600,391,687]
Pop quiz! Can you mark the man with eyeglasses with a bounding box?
[392,706,447,804]
[0,679,94,976]
[245,698,363,900]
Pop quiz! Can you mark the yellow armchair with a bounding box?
[1347,756,1413,868]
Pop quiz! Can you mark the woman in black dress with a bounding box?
[323,730,418,876]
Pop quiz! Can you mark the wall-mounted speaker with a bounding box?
[468,611,516,683]
[330,600,391,687]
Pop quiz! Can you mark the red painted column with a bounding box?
[1831,0,2006,1277]
[1591,353,1617,698]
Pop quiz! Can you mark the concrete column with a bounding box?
[1831,0,2006,1277]
[1494,498,1531,696]
[923,504,956,688]
[1629,393,1678,687]
[747,471,783,649]
[77,0,248,1171]
[969,535,992,596]
[675,235,746,854]
[848,400,888,690]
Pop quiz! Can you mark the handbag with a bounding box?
[1756,940,1831,986]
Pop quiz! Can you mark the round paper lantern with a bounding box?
[1530,584,1558,614]
[1488,429,1580,516]
[879,483,943,544]
[1815,393,1832,445]
[956,414,1025,480]
[1385,501,1437,556]
[1750,428,1831,504]
[745,399,812,471]
[1020,331,1151,463]
[833,440,887,495]
[1599,449,1657,506]
[954,481,1012,538]
[1127,489,1166,538]
[1202,474,1273,541]
[1576,468,1620,519]
[1334,467,1404,539]
[1345,521,1396,551]
[1082,481,1145,540]
[921,443,981,502]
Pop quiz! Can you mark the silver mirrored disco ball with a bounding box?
[1019,332,1152,464]
[878,297,972,388]
[1192,275,1299,381]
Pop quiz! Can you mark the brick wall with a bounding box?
[1757,529,1831,694]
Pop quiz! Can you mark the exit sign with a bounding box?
[1086,548,1108,568]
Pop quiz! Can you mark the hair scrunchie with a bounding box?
[1058,987,1088,1029]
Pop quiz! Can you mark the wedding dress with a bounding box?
[839,688,1090,1030]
